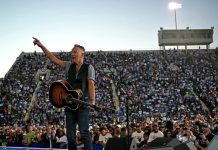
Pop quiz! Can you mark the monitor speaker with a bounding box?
[148,137,175,147]
[105,137,137,150]
[139,146,174,150]
[167,138,181,147]
[174,143,191,150]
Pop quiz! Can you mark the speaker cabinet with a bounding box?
[105,137,137,150]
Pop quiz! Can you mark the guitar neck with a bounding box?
[66,96,115,112]
[71,97,92,107]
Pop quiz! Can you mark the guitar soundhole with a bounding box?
[71,91,79,99]
[49,81,84,110]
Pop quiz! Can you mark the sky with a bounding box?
[0,0,218,78]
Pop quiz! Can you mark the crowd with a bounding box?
[0,113,217,149]
[0,49,218,149]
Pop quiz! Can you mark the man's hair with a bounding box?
[74,44,85,52]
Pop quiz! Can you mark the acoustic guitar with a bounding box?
[49,80,115,112]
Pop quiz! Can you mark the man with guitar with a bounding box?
[33,37,95,150]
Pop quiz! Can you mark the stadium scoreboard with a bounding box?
[158,27,214,49]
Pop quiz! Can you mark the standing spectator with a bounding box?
[113,126,121,138]
[120,127,128,138]
[40,126,56,148]
[76,131,84,149]
[23,125,36,146]
[14,127,24,146]
[202,125,214,142]
[138,132,149,149]
[147,123,164,143]
[131,124,144,147]
[177,127,196,143]
[98,127,112,148]
[194,133,209,150]
[164,130,174,139]
[56,129,68,149]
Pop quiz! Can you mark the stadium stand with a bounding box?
[0,49,217,149]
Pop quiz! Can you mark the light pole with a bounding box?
[168,2,182,30]
[169,2,182,49]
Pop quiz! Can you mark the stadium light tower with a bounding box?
[168,1,182,30]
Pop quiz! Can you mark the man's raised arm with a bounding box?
[33,37,65,68]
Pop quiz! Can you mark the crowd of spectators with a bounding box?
[0,113,217,149]
[0,48,217,149]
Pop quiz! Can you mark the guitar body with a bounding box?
[49,80,83,110]
[49,80,116,112]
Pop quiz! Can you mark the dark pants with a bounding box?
[66,107,92,150]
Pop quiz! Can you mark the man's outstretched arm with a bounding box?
[33,37,65,68]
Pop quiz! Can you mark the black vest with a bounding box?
[68,63,89,101]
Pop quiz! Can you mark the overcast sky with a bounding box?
[0,0,218,78]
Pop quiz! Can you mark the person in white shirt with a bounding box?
[131,124,144,147]
[98,127,112,148]
[147,123,164,143]
[177,127,196,143]
[56,129,67,149]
